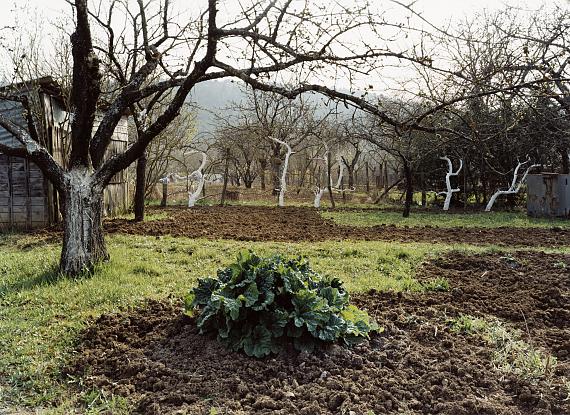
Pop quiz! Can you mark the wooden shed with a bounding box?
[0,77,130,229]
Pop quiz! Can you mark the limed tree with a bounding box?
[0,0,437,275]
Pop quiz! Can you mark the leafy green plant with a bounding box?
[448,314,487,334]
[185,250,378,358]
[421,276,450,292]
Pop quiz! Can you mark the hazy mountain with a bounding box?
[187,80,246,135]
[187,79,379,136]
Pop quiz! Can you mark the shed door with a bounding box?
[0,155,48,229]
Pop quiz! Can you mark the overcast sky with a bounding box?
[2,0,554,28]
[0,0,561,92]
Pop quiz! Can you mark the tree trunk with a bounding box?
[347,167,354,188]
[295,163,309,194]
[383,163,389,193]
[60,174,108,275]
[134,152,147,222]
[420,171,426,207]
[373,177,403,204]
[327,152,335,208]
[220,151,230,206]
[258,158,267,191]
[403,160,413,218]
[260,170,266,190]
[161,182,168,207]
[365,162,370,193]
[244,173,254,188]
[271,145,282,196]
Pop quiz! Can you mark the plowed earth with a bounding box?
[69,251,569,415]
[104,206,570,247]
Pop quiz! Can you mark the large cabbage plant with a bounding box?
[185,250,378,358]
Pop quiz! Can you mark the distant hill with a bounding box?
[187,80,246,135]
[187,79,379,136]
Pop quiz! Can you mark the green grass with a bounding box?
[1,233,476,411]
[448,315,560,382]
[112,211,171,221]
[323,210,570,229]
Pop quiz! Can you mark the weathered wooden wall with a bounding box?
[0,91,130,229]
[99,115,129,216]
[0,155,48,228]
[0,99,50,228]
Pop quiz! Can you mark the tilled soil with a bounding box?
[104,206,570,247]
[69,251,570,415]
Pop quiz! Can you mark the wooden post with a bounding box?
[160,181,168,207]
[421,171,426,207]
[382,163,390,194]
[365,161,370,193]
[220,149,230,206]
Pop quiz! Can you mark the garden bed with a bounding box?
[69,251,569,414]
[102,206,570,247]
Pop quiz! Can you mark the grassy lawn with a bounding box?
[1,232,479,412]
[323,210,570,229]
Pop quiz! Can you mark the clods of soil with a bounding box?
[69,251,570,414]
[104,206,570,247]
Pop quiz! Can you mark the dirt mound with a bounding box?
[69,251,570,414]
[103,206,570,247]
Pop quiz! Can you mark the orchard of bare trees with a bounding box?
[195,4,570,217]
[0,0,568,275]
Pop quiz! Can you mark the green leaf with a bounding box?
[190,278,219,306]
[242,326,272,358]
[316,314,346,342]
[196,302,221,330]
[242,282,259,306]
[319,286,347,308]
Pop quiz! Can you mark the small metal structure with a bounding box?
[527,173,570,218]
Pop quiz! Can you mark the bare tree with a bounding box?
[485,159,540,212]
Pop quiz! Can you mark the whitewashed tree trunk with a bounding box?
[59,170,108,275]
[313,187,327,208]
[271,137,294,207]
[438,156,463,211]
[485,161,540,212]
[313,147,331,208]
[334,156,344,190]
[188,152,208,207]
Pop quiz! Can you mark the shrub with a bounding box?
[185,250,378,358]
